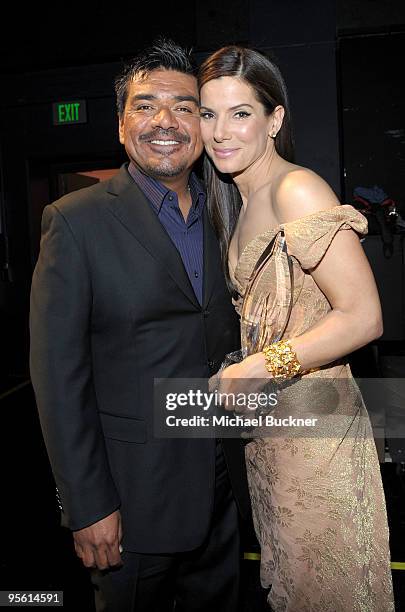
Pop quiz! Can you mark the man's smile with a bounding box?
[149,139,181,146]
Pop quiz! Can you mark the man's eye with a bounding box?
[175,107,193,113]
[135,105,154,111]
[200,111,214,120]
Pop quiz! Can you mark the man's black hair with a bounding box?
[115,37,196,117]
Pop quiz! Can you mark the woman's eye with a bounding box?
[234,111,251,119]
[200,111,214,120]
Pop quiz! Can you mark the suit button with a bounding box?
[203,310,210,318]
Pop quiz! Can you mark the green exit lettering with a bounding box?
[58,102,81,123]
[53,99,87,126]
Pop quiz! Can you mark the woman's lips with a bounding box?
[212,148,239,159]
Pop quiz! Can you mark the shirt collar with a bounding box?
[128,162,205,214]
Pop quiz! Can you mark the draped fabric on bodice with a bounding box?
[232,206,394,611]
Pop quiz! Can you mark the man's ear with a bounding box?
[118,116,125,145]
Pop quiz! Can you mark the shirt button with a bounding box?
[194,271,199,278]
[168,195,174,201]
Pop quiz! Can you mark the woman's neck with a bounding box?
[233,143,281,209]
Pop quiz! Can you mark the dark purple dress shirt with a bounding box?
[128,163,205,305]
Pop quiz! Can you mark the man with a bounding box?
[30,38,250,611]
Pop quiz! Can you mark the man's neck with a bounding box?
[155,174,192,221]
[158,174,191,199]
[129,162,193,220]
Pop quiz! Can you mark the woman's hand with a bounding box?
[216,353,269,412]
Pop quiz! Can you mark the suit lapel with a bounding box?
[106,166,200,309]
[202,206,222,308]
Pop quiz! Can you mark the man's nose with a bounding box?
[151,106,179,130]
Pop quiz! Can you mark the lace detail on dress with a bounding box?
[234,204,394,611]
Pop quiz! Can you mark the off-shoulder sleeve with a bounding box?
[282,205,368,270]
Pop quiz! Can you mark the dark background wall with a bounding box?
[1,2,405,609]
[0,0,404,385]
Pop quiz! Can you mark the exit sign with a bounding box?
[52,100,87,125]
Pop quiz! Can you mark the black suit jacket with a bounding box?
[30,164,250,553]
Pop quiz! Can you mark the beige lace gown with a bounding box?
[232,206,394,611]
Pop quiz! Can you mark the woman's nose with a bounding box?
[213,119,231,142]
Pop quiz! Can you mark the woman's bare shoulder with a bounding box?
[272,165,340,224]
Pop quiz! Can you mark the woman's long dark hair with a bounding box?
[198,46,295,289]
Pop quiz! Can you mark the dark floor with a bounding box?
[1,382,404,611]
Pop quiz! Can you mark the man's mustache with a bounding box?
[139,129,190,144]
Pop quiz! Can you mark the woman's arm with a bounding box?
[241,227,382,380]
[221,169,383,382]
[290,227,382,368]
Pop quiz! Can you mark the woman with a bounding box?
[198,46,394,611]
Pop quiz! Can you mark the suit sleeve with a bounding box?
[30,203,121,531]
